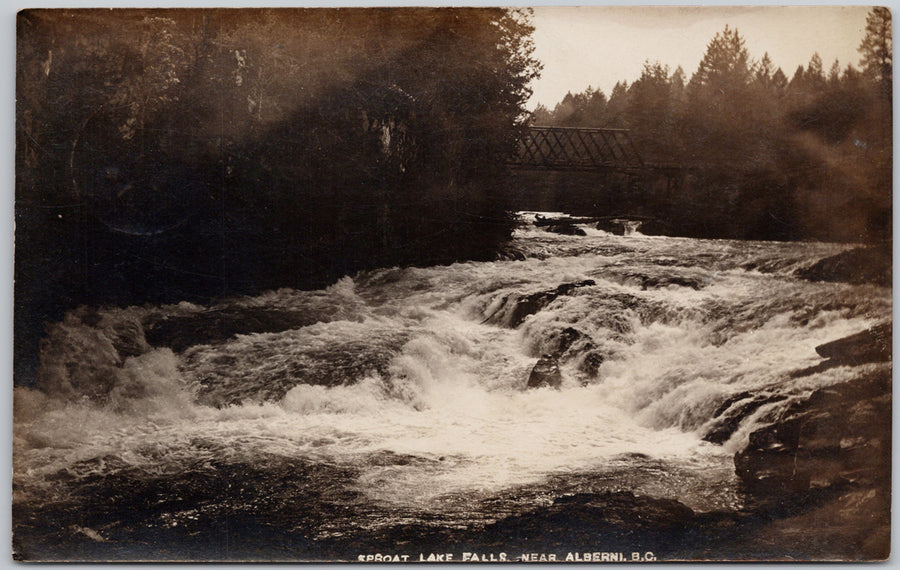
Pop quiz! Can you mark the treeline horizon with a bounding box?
[530,11,891,243]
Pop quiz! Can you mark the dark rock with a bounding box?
[796,244,891,287]
[549,327,584,356]
[578,349,606,377]
[546,223,586,236]
[703,392,787,445]
[636,218,672,236]
[790,322,891,377]
[734,368,891,499]
[481,491,695,551]
[596,219,625,235]
[596,217,672,236]
[734,416,811,495]
[527,354,562,389]
[533,215,593,227]
[814,322,891,365]
[107,318,150,359]
[554,280,596,295]
[507,295,553,328]
[711,391,754,418]
[144,308,321,352]
[633,274,703,290]
[506,280,596,328]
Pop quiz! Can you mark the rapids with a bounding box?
[13,214,891,559]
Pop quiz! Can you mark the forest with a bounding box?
[531,10,891,243]
[15,8,540,380]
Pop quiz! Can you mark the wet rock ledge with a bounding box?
[729,322,891,560]
[482,324,892,560]
[797,243,891,287]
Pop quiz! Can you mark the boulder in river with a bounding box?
[546,223,587,236]
[702,392,787,445]
[549,326,584,356]
[814,322,891,365]
[596,219,625,235]
[527,354,562,389]
[143,308,321,352]
[634,218,672,236]
[734,367,891,497]
[736,324,891,496]
[796,244,891,287]
[505,280,596,328]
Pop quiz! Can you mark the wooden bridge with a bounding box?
[511,126,684,177]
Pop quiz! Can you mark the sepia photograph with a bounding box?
[12,5,892,562]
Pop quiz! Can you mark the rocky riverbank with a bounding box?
[797,243,891,287]
[347,323,892,561]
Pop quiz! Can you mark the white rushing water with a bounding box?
[13,216,891,535]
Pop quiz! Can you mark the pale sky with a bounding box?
[528,6,872,109]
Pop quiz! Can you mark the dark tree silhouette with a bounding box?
[15,8,541,384]
[859,7,892,97]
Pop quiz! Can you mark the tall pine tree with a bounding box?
[859,6,892,97]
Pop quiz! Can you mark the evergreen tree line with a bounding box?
[15,8,540,380]
[532,10,891,243]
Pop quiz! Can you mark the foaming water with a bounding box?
[14,220,890,543]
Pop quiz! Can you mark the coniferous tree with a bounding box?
[605,81,629,127]
[755,52,774,86]
[685,25,757,164]
[531,103,552,125]
[670,66,686,98]
[771,67,789,93]
[626,61,673,161]
[828,59,842,85]
[582,87,609,127]
[806,53,826,89]
[688,25,751,91]
[859,6,892,96]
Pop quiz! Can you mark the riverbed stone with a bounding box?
[796,244,891,287]
[734,366,891,497]
[527,354,562,389]
[814,322,891,365]
[143,308,321,352]
[506,280,596,327]
[550,326,584,356]
[703,392,787,445]
[578,348,606,377]
[545,223,587,236]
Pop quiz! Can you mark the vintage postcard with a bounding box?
[13,6,891,562]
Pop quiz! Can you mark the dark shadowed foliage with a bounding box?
[15,8,541,383]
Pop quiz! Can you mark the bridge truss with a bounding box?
[511,126,686,185]
[512,126,645,172]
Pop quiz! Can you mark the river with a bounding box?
[12,214,891,560]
